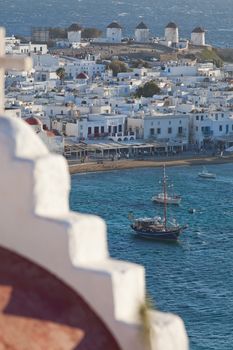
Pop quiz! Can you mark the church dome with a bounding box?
[0,246,121,350]
[76,72,89,79]
[25,116,42,126]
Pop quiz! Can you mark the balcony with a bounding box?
[87,132,109,139]
[202,130,213,138]
[176,132,187,139]
[108,132,136,142]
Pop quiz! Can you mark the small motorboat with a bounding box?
[188,208,196,214]
[198,167,216,179]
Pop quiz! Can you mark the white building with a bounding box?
[4,107,21,119]
[127,116,144,139]
[5,35,20,53]
[106,22,122,43]
[53,113,128,141]
[190,110,233,147]
[25,116,64,153]
[67,23,82,45]
[12,42,48,55]
[64,56,105,79]
[143,112,189,147]
[32,53,59,69]
[80,113,127,140]
[165,22,179,46]
[161,64,198,77]
[135,22,149,43]
[191,27,205,46]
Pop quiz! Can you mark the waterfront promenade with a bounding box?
[69,153,233,174]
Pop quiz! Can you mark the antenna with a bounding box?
[163,164,167,229]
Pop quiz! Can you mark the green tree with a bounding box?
[199,48,223,68]
[131,59,150,69]
[49,27,67,39]
[135,81,161,98]
[82,28,102,39]
[108,60,128,76]
[56,67,66,84]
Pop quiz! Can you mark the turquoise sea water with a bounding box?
[70,163,233,350]
[1,0,233,47]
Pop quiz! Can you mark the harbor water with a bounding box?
[70,163,233,350]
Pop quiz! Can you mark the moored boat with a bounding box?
[131,217,187,241]
[152,192,181,205]
[151,166,181,205]
[198,167,216,179]
[130,165,187,241]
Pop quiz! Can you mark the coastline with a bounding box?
[69,154,233,174]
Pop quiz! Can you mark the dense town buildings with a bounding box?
[4,22,233,159]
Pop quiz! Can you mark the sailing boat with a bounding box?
[130,165,187,241]
[151,165,181,205]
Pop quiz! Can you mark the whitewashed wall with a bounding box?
[0,115,189,350]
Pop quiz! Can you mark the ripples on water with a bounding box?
[1,0,233,46]
[70,163,233,350]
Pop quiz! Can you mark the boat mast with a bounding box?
[163,164,167,229]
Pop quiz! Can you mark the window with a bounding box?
[150,128,155,136]
[222,113,224,118]
[151,122,154,126]
[196,126,198,131]
[179,120,182,124]
[168,127,172,134]
[169,121,171,125]
[201,115,204,121]
[118,125,122,132]
[88,127,92,135]
[219,125,222,131]
[94,126,99,135]
[215,114,218,120]
[101,126,104,133]
[196,115,199,120]
[178,126,183,134]
[108,126,111,133]
[157,128,161,134]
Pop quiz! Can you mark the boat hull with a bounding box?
[198,174,216,179]
[131,225,183,241]
[152,196,181,205]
